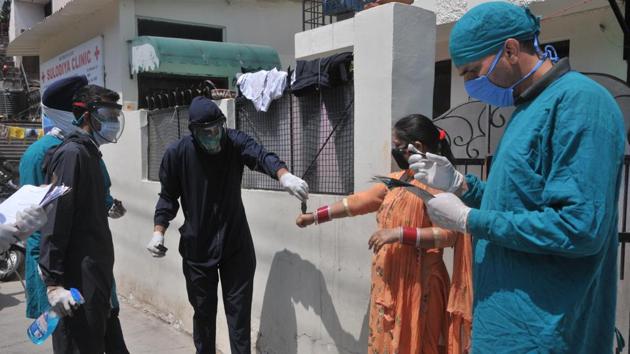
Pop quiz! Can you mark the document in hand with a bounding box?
[372,175,434,203]
[0,184,71,224]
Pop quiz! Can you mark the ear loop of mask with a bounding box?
[533,36,559,64]
[487,40,548,90]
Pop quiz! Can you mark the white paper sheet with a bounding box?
[0,184,70,225]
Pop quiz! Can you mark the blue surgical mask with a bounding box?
[93,121,121,146]
[464,40,555,107]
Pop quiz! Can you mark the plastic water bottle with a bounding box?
[27,288,84,345]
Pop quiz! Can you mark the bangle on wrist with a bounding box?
[342,198,353,217]
[430,228,439,248]
[401,227,417,246]
[315,206,332,224]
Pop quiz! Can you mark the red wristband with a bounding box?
[401,227,417,245]
[316,206,332,224]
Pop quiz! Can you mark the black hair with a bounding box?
[393,114,456,165]
[518,38,537,55]
[72,85,120,119]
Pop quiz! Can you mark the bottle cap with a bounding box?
[70,288,85,305]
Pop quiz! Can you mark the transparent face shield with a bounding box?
[190,118,226,154]
[88,101,125,144]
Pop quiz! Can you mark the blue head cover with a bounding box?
[188,96,226,125]
[449,2,540,67]
[42,76,88,111]
[41,76,88,134]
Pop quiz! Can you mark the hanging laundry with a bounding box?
[237,68,287,112]
[0,124,7,139]
[291,52,353,97]
[8,126,25,140]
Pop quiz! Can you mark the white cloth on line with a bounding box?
[237,68,287,112]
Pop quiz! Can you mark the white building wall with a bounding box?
[9,1,45,43]
[53,0,73,13]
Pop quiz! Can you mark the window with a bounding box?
[544,40,570,59]
[433,60,452,118]
[137,18,223,42]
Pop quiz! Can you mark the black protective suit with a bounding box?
[40,132,114,354]
[155,100,286,354]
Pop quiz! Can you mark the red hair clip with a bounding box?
[439,129,447,141]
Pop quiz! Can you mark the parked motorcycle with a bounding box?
[0,157,24,282]
[0,240,25,282]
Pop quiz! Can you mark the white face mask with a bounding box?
[41,105,80,136]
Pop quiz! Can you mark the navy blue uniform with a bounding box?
[154,128,286,354]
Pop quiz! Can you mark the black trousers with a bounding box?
[51,290,110,354]
[183,247,256,354]
[104,307,129,354]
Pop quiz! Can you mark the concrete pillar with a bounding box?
[295,3,437,192]
[353,4,436,190]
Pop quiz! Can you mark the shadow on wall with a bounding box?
[257,249,368,354]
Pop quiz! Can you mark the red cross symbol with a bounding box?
[94,46,101,61]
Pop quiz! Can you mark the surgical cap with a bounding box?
[449,2,541,67]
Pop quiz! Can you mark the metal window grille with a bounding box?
[303,0,330,31]
[147,106,190,181]
[237,81,354,195]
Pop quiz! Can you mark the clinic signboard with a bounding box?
[40,36,104,92]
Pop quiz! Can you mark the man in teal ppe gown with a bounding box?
[409,2,625,352]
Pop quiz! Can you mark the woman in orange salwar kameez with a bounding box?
[296,114,472,354]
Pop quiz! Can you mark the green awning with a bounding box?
[131,36,281,89]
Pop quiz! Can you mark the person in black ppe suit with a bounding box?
[39,84,125,353]
[148,96,309,354]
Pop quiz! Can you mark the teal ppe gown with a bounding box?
[462,71,625,353]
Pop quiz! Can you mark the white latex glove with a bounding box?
[108,199,127,219]
[14,205,48,239]
[47,286,78,317]
[408,151,464,193]
[280,173,309,202]
[147,232,166,257]
[0,224,19,253]
[426,193,471,234]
